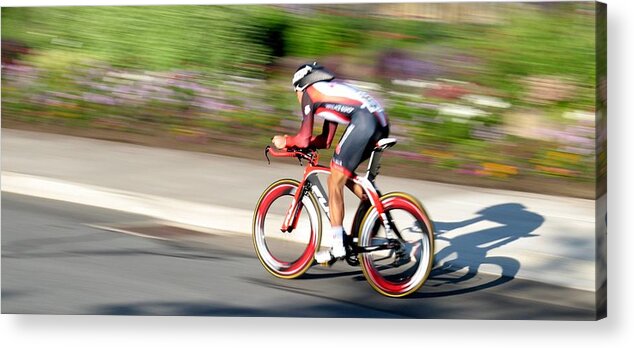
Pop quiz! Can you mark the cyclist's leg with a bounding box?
[314,167,348,263]
[345,179,366,200]
[340,116,390,201]
[328,168,348,228]
[317,112,381,263]
[330,111,379,225]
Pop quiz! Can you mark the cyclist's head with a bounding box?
[292,62,335,92]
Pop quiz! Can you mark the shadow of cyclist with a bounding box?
[428,203,544,289]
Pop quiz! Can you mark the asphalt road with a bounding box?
[2,129,602,292]
[1,193,598,319]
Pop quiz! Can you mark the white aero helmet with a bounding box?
[292,62,336,91]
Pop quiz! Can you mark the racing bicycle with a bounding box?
[252,138,435,297]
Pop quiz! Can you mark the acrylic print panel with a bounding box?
[1,1,606,320]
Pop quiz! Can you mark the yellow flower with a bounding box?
[480,162,518,178]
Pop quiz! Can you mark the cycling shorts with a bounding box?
[331,110,390,178]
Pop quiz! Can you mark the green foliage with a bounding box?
[1,3,600,186]
[2,6,271,75]
[284,14,364,57]
[447,5,595,104]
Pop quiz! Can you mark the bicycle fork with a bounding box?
[280,185,305,233]
[279,175,327,232]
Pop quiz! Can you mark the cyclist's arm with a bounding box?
[284,113,314,148]
[309,120,337,149]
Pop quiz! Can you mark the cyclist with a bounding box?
[272,62,390,263]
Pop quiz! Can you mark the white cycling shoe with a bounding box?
[315,243,346,264]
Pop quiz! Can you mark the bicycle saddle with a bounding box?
[375,138,397,151]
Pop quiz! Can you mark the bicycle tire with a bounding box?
[252,179,322,279]
[358,192,435,297]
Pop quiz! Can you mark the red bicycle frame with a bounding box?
[265,146,387,234]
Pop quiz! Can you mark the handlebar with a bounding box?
[265,145,318,166]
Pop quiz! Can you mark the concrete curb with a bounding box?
[2,171,254,235]
[1,171,329,247]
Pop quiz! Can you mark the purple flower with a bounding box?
[387,150,435,163]
[192,97,236,111]
[83,93,117,105]
[561,146,594,155]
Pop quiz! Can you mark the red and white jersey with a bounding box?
[285,80,389,149]
[302,81,389,128]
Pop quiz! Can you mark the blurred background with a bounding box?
[1,2,606,199]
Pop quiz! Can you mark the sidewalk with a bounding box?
[1,129,606,292]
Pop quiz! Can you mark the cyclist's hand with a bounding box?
[272,135,287,149]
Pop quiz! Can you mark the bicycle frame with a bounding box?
[257,143,434,296]
[266,146,391,237]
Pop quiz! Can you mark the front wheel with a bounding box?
[252,179,322,279]
[358,192,435,297]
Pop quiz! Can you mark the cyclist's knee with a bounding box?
[329,167,348,187]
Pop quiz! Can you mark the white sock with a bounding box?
[332,226,345,253]
[332,226,344,243]
[315,226,346,262]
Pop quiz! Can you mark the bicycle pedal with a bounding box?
[319,258,339,267]
[345,255,360,267]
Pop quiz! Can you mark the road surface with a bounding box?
[2,193,598,319]
[1,129,606,292]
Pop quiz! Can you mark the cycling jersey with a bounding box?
[285,80,389,148]
[285,80,390,177]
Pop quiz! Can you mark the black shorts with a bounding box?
[331,110,389,177]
